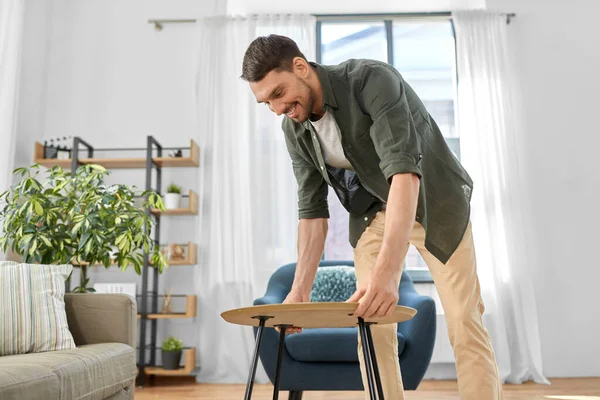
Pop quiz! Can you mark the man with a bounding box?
[240,34,503,400]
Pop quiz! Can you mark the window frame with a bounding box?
[315,14,458,284]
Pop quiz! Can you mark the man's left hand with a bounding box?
[346,266,400,319]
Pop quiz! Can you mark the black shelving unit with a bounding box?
[36,135,199,386]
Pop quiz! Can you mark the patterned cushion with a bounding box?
[0,261,76,356]
[310,265,357,302]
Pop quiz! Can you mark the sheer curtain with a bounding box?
[193,14,315,383]
[0,0,25,260]
[453,10,549,384]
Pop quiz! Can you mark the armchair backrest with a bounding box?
[266,260,417,304]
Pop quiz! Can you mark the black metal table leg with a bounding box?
[245,316,271,400]
[365,323,385,400]
[273,325,292,400]
[358,317,377,400]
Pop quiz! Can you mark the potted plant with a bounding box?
[164,184,182,210]
[0,164,169,292]
[161,336,184,370]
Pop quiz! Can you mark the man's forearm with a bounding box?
[375,173,420,274]
[292,218,328,294]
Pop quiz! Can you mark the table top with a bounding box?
[220,302,417,328]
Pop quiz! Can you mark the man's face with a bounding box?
[250,64,315,123]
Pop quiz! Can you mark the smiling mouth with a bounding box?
[286,102,298,118]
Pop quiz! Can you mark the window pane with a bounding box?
[393,21,457,138]
[321,22,387,65]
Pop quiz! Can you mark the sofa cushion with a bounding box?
[285,327,406,362]
[310,266,357,302]
[0,261,76,356]
[0,363,59,400]
[0,342,136,400]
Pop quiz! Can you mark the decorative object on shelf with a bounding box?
[161,288,173,314]
[93,283,137,299]
[168,243,186,261]
[168,149,183,158]
[0,164,169,292]
[43,136,73,160]
[161,336,184,370]
[164,183,182,209]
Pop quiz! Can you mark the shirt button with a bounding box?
[364,217,368,221]
[313,135,316,139]
[320,166,324,170]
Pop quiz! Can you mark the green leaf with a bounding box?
[115,233,126,246]
[29,239,38,256]
[71,221,83,235]
[90,164,106,172]
[33,201,43,216]
[84,239,92,254]
[39,235,52,247]
[115,216,121,224]
[78,233,91,251]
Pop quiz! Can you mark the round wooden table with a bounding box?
[221,302,417,400]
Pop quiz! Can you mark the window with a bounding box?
[318,16,458,276]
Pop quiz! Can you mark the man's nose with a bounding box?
[271,101,286,116]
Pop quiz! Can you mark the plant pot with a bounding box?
[164,193,181,210]
[162,350,182,370]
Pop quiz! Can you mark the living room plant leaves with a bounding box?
[0,164,169,292]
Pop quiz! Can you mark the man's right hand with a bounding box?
[278,289,310,334]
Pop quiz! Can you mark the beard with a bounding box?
[295,78,316,123]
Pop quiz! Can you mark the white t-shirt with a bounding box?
[309,111,353,170]
[310,111,387,207]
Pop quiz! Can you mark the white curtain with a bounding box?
[193,14,316,383]
[0,0,25,260]
[453,10,549,385]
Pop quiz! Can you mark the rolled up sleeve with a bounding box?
[359,64,423,183]
[283,125,329,220]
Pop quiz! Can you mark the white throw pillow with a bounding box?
[0,261,76,356]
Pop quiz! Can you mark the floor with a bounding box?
[134,378,600,399]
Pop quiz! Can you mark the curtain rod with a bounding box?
[147,11,516,31]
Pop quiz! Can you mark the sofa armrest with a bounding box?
[65,293,137,348]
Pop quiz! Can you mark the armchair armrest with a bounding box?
[253,283,290,306]
[65,293,137,348]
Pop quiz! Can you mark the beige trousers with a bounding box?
[354,210,503,399]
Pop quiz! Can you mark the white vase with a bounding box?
[164,193,181,210]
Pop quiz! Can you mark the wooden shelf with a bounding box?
[137,347,196,376]
[138,295,197,319]
[143,347,196,376]
[33,139,199,169]
[151,190,198,215]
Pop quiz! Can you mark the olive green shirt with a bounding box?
[282,59,473,264]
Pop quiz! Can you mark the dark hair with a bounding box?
[240,34,307,82]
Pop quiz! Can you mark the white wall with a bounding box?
[485,0,600,378]
[227,0,485,14]
[15,0,600,380]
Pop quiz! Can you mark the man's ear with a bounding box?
[292,57,309,78]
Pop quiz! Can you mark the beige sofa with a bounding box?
[0,293,137,400]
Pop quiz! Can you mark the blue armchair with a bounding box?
[253,260,436,399]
